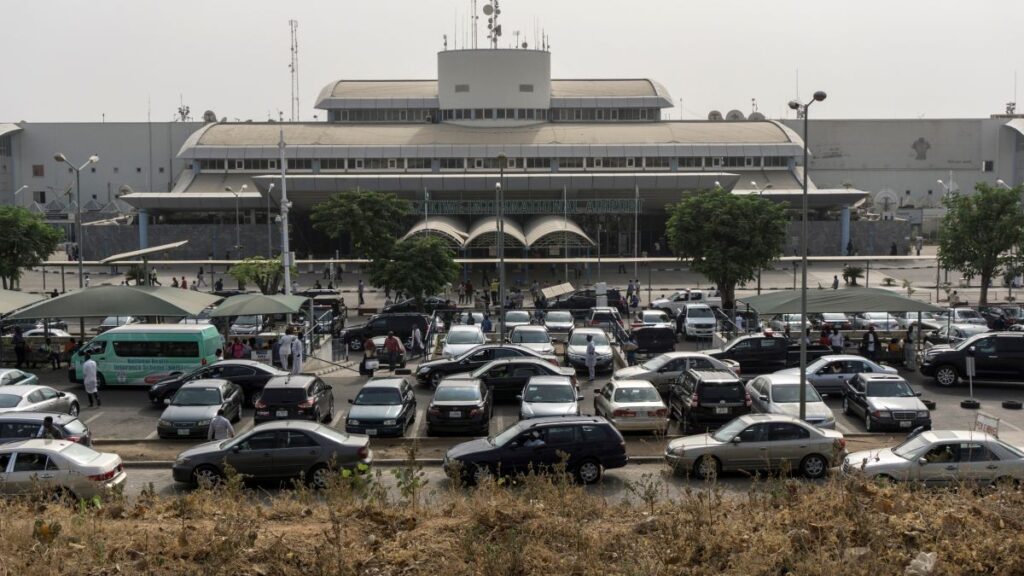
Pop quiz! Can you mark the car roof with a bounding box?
[436,378,482,389]
[0,368,29,374]
[856,373,908,382]
[570,326,607,335]
[737,413,807,425]
[104,324,215,333]
[817,354,873,363]
[0,385,48,394]
[920,430,998,443]
[520,415,610,427]
[511,324,547,331]
[610,379,656,388]
[488,357,558,366]
[689,368,741,382]
[249,420,323,433]
[0,412,77,423]
[363,377,406,389]
[526,375,574,385]
[449,325,483,332]
[213,359,273,369]
[265,375,316,387]
[0,438,77,452]
[180,378,231,389]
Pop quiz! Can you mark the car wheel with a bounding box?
[470,463,493,486]
[842,397,851,415]
[249,391,262,408]
[430,372,445,389]
[873,474,896,486]
[694,455,720,480]
[865,413,873,432]
[575,459,602,485]
[991,476,1020,490]
[325,402,335,423]
[426,425,436,437]
[68,402,80,416]
[349,339,363,352]
[800,454,828,479]
[193,465,224,487]
[307,464,331,489]
[96,373,107,391]
[934,365,959,387]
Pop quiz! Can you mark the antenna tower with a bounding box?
[471,0,479,48]
[289,19,300,122]
[484,0,502,49]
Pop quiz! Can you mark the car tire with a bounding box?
[934,365,959,387]
[193,465,223,487]
[307,464,331,489]
[800,454,828,479]
[426,425,435,437]
[960,399,981,409]
[348,339,363,352]
[1002,400,1023,410]
[842,397,851,415]
[68,402,80,417]
[694,455,720,481]
[575,459,602,485]
[96,373,107,391]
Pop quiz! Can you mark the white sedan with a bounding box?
[507,325,555,355]
[21,328,72,338]
[593,379,667,433]
[0,369,38,387]
[441,325,487,359]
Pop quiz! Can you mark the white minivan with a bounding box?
[70,325,222,387]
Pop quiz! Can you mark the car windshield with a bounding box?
[688,308,714,318]
[569,332,608,346]
[822,314,848,321]
[491,422,525,446]
[447,330,483,344]
[864,313,891,320]
[772,384,822,403]
[523,384,576,403]
[712,418,750,442]
[59,442,103,464]
[642,312,669,323]
[172,387,222,406]
[545,311,572,323]
[235,316,259,325]
[506,311,530,323]
[639,355,671,370]
[613,387,660,403]
[457,313,483,324]
[511,330,548,344]
[354,388,402,405]
[0,394,21,408]
[866,380,915,397]
[434,386,481,402]
[957,310,982,319]
[892,435,932,459]
[101,316,128,326]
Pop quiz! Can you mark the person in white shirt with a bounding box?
[585,335,597,382]
[208,409,235,440]
[290,337,304,375]
[829,330,845,354]
[82,353,100,407]
[278,328,296,370]
[411,325,424,359]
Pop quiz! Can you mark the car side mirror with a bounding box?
[593,390,601,395]
[914,392,922,397]
[164,398,171,405]
[759,395,768,402]
[577,395,585,401]
[917,457,927,466]
[730,436,742,444]
[57,392,66,397]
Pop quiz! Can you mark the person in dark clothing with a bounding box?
[12,327,26,369]
[862,326,880,361]
[36,416,60,439]
[890,242,898,256]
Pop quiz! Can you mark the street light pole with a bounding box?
[788,90,827,421]
[266,182,275,257]
[55,153,98,338]
[497,154,506,336]
[225,184,247,257]
[278,130,292,296]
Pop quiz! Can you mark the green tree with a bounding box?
[228,256,297,294]
[938,183,1024,306]
[0,206,64,290]
[665,189,788,310]
[369,237,460,309]
[310,190,411,258]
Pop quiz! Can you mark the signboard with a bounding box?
[974,413,1000,437]
[965,356,976,378]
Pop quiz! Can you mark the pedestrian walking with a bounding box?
[230,338,245,359]
[12,327,26,369]
[585,334,597,382]
[207,409,235,440]
[626,279,635,299]
[63,339,78,366]
[465,281,474,305]
[831,275,839,290]
[358,279,365,306]
[861,326,880,361]
[197,266,207,287]
[279,328,295,371]
[360,335,378,376]
[457,282,466,305]
[180,276,187,290]
[84,274,90,287]
[290,337,304,375]
[82,353,100,407]
[383,331,402,372]
[411,324,424,359]
[829,330,845,354]
[490,278,499,304]
[43,338,60,370]
[481,315,492,333]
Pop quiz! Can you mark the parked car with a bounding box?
[157,379,244,439]
[650,289,722,317]
[851,312,900,331]
[665,414,846,480]
[587,307,624,332]
[936,307,987,326]
[920,332,1024,386]
[704,334,832,376]
[977,306,1009,328]
[508,325,555,355]
[0,439,126,499]
[427,378,493,436]
[229,315,265,336]
[172,421,371,488]
[923,323,990,347]
[446,358,577,398]
[811,312,853,331]
[3,319,68,335]
[337,313,430,352]
[894,311,939,330]
[95,315,141,333]
[549,288,628,317]
[0,369,38,387]
[668,368,751,432]
[745,373,835,429]
[593,379,668,433]
[0,412,92,446]
[443,416,628,485]
[842,430,1024,486]
[565,327,614,373]
[21,328,72,338]
[148,360,287,407]
[382,296,456,315]
[442,325,487,359]
[345,376,416,437]
[613,351,738,395]
[0,386,80,416]
[518,375,582,420]
[678,304,717,340]
[415,344,558,388]
[631,310,672,329]
[773,354,897,396]
[254,375,335,424]
[769,314,806,332]
[999,305,1023,325]
[842,373,931,432]
[631,325,678,355]
[542,310,575,333]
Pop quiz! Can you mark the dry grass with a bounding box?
[2,468,1024,576]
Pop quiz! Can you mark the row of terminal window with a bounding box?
[195,156,792,172]
[327,107,660,123]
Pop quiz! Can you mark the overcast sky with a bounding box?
[3,0,1022,123]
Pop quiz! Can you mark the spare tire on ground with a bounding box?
[1002,400,1023,410]
[922,399,937,410]
[960,399,981,409]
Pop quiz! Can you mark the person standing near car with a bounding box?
[290,337,304,375]
[585,334,597,382]
[383,331,402,372]
[862,326,880,361]
[36,416,61,439]
[82,353,100,407]
[357,279,365,306]
[208,409,235,440]
[279,327,295,370]
[12,327,26,369]
[411,324,424,359]
[829,330,845,354]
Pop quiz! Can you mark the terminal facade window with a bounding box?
[330,109,437,123]
[553,108,660,122]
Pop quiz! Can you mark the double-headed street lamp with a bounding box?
[788,90,827,421]
[225,184,248,256]
[54,152,99,337]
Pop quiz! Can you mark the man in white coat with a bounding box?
[82,353,100,407]
[585,334,597,382]
[278,328,295,371]
[290,336,304,375]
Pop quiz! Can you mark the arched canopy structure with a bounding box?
[524,216,594,248]
[464,217,527,248]
[401,216,468,249]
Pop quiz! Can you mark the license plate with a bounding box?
[449,411,462,418]
[366,429,378,436]
[177,429,190,436]
[899,420,912,428]
[715,407,729,415]
[276,410,289,418]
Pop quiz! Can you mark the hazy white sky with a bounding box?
[3,0,1022,123]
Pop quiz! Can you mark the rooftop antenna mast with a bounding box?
[289,19,300,122]
[471,0,478,48]
[484,1,501,49]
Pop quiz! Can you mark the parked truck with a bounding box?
[703,334,832,376]
[650,289,722,317]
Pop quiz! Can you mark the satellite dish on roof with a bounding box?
[482,3,493,15]
[726,109,746,121]
[748,111,766,121]
[707,110,723,121]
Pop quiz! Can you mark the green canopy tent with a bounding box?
[0,290,45,317]
[5,285,221,321]
[737,287,942,315]
[207,294,308,318]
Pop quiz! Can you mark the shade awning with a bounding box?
[737,287,942,315]
[541,283,576,301]
[0,290,46,317]
[208,294,309,317]
[5,286,222,320]
[100,240,190,263]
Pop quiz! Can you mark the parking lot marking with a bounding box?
[835,420,859,436]
[329,410,344,428]
[233,418,254,436]
[145,430,158,440]
[82,412,105,425]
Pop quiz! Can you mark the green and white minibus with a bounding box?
[70,325,223,387]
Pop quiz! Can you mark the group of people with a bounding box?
[812,324,883,361]
[10,327,78,371]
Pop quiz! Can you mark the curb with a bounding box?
[121,458,669,470]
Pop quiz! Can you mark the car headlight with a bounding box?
[197,419,212,427]
[669,446,685,456]
[917,411,930,418]
[348,419,360,426]
[174,457,191,466]
[383,419,397,426]
[158,419,171,427]
[875,411,891,419]
[149,384,159,392]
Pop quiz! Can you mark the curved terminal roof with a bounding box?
[464,217,527,248]
[524,215,594,247]
[401,216,469,248]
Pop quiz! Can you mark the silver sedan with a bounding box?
[745,374,836,429]
[0,369,38,387]
[0,439,126,500]
[593,379,667,433]
[774,355,897,396]
[0,385,80,417]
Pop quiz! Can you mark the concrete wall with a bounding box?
[783,219,913,257]
[437,49,551,111]
[81,223,277,261]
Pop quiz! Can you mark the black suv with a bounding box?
[382,296,457,315]
[148,360,288,407]
[415,344,558,388]
[255,375,335,424]
[549,289,627,317]
[0,412,92,446]
[338,313,430,351]
[668,368,751,432]
[920,332,1024,386]
[443,416,628,485]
